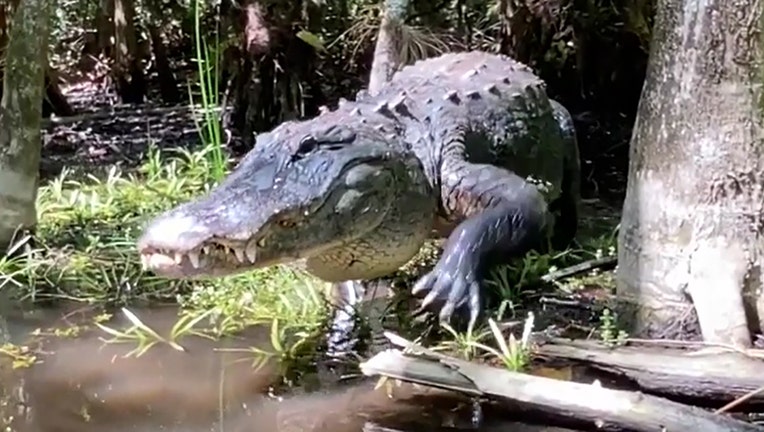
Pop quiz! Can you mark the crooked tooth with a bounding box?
[245,243,257,263]
[188,251,200,268]
[257,238,266,247]
[174,252,184,265]
[233,247,245,263]
[202,245,211,255]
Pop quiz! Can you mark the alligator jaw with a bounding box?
[138,237,271,278]
[136,211,275,278]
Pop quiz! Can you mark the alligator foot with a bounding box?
[411,249,482,330]
[414,164,550,332]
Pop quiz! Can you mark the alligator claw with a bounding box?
[412,255,482,332]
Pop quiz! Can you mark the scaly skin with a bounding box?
[137,51,581,331]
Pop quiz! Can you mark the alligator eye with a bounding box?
[297,136,318,155]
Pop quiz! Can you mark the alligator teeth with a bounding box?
[140,254,149,270]
[188,251,200,268]
[245,243,257,263]
[203,245,211,255]
[233,247,246,263]
[257,238,266,247]
[174,252,183,265]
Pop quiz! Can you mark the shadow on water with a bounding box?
[0,304,584,432]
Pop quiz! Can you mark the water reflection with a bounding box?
[0,305,581,432]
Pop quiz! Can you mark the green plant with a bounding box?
[433,322,493,361]
[598,308,628,347]
[217,317,318,377]
[0,140,329,373]
[96,307,216,357]
[190,0,226,182]
[467,315,534,372]
[0,343,38,369]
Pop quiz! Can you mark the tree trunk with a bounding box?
[0,2,9,61]
[367,0,408,96]
[617,0,764,347]
[222,0,322,149]
[0,2,72,119]
[113,0,146,104]
[42,69,75,117]
[0,0,50,251]
[147,24,180,104]
[97,0,114,56]
[497,0,536,64]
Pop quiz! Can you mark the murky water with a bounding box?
[0,304,582,432]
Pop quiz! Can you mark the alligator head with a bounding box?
[137,118,409,280]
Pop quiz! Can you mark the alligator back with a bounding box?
[356,51,573,206]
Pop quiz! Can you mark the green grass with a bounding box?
[0,132,620,371]
[0,143,331,350]
[0,0,331,389]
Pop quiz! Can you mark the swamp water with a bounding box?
[0,304,583,432]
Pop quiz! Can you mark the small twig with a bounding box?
[715,386,764,414]
[540,255,618,283]
[539,297,583,307]
[623,337,764,358]
[384,331,454,362]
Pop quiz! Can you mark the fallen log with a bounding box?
[535,338,764,407]
[359,333,764,432]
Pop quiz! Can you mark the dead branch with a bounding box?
[359,333,764,432]
[534,338,764,406]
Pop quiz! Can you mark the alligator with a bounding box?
[137,51,581,333]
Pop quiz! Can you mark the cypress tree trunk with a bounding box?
[0,0,51,251]
[368,0,408,96]
[617,0,764,347]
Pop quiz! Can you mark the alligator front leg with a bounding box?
[413,164,549,330]
[324,279,395,363]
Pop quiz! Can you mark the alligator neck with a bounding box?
[304,165,437,282]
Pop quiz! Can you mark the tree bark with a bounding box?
[0,1,9,61]
[147,23,180,104]
[113,0,146,104]
[96,0,114,57]
[367,0,408,96]
[0,0,50,251]
[617,0,764,347]
[222,0,322,148]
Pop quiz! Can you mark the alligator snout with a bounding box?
[137,214,211,253]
